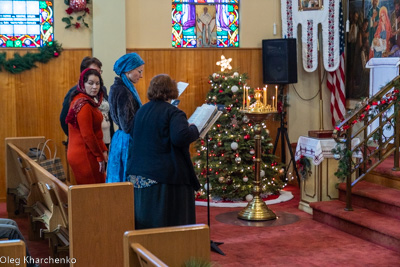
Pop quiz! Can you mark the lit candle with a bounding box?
[275,86,278,110]
[242,86,245,109]
[246,87,249,108]
[263,86,267,106]
[272,96,275,111]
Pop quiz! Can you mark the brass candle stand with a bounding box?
[238,89,277,221]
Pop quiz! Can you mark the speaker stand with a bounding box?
[272,85,300,187]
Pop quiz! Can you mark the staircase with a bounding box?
[310,180,400,252]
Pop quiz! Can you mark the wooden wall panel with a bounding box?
[0,48,281,201]
[0,49,92,201]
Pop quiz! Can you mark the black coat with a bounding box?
[108,77,140,134]
[130,100,200,190]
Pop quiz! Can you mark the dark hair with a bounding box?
[80,57,102,72]
[147,74,179,101]
[70,69,104,101]
[83,69,104,89]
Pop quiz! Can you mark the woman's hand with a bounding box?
[99,161,106,173]
[103,151,108,163]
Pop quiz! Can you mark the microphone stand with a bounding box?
[206,133,225,256]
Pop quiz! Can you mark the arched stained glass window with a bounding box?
[172,0,239,48]
[0,0,54,48]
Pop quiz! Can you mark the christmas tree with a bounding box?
[193,70,285,201]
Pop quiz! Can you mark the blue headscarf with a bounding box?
[113,52,145,107]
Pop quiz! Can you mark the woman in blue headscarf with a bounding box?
[106,53,145,183]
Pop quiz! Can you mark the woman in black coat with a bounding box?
[130,74,200,229]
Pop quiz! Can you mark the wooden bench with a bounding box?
[69,182,134,267]
[0,240,26,267]
[5,136,46,217]
[131,243,168,267]
[6,137,70,255]
[6,137,135,267]
[123,224,210,267]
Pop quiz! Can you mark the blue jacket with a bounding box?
[130,100,200,190]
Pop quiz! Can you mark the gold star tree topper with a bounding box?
[216,55,232,72]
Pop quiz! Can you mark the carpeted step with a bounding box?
[310,200,400,253]
[338,181,400,220]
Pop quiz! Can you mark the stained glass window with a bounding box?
[172,0,239,48]
[0,0,54,48]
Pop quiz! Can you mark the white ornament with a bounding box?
[204,183,212,190]
[249,148,255,155]
[260,170,265,177]
[231,142,238,150]
[233,72,239,77]
[333,154,341,160]
[231,85,239,93]
[218,177,225,183]
[235,157,242,163]
[212,73,217,78]
[242,115,249,123]
[243,176,248,182]
[245,194,253,202]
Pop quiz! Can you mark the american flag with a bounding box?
[327,2,346,127]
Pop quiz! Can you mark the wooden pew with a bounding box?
[123,224,210,267]
[6,137,70,257]
[0,240,27,267]
[131,243,167,267]
[68,182,134,267]
[7,137,136,266]
[5,136,46,217]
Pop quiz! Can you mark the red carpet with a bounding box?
[2,185,400,266]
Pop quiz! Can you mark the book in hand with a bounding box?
[188,104,223,139]
[170,82,189,107]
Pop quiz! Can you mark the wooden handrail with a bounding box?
[333,75,400,210]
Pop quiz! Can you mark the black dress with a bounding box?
[130,100,200,229]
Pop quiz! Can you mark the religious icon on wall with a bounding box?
[298,0,323,11]
[196,5,217,47]
[346,0,398,99]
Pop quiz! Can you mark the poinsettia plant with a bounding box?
[62,0,91,29]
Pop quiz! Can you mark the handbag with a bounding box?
[27,147,47,161]
[37,139,67,182]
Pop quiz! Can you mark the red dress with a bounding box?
[67,93,107,184]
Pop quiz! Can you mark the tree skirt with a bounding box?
[195,190,293,208]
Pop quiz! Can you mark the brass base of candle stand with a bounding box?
[238,196,277,221]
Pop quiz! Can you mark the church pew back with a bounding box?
[5,137,46,216]
[123,224,210,267]
[0,240,26,267]
[8,142,69,232]
[131,243,168,267]
[68,182,135,267]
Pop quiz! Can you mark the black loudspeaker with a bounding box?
[262,38,298,84]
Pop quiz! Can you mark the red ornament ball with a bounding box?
[54,52,59,57]
[69,0,87,12]
[244,134,251,140]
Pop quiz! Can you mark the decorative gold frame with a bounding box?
[298,0,323,11]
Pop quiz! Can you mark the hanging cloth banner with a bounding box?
[281,0,341,72]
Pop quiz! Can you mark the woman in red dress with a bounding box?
[66,68,108,184]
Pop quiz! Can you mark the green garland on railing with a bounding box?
[331,145,352,181]
[332,78,400,180]
[0,41,63,74]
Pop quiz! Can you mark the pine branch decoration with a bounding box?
[0,41,62,74]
